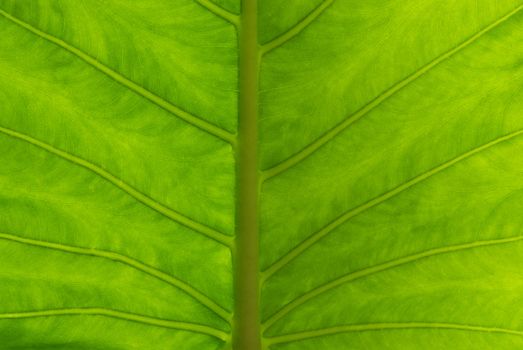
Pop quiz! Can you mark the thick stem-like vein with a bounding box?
[261,3,523,181]
[265,322,523,346]
[0,308,229,340]
[0,8,236,145]
[0,125,232,247]
[262,235,523,331]
[195,0,240,26]
[260,0,334,55]
[0,232,231,323]
[233,0,261,349]
[262,128,523,280]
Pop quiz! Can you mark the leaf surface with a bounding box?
[1,1,523,349]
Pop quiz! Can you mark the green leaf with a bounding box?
[1,1,523,349]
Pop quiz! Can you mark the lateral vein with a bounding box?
[262,235,523,331]
[261,3,523,180]
[260,0,334,55]
[265,322,523,345]
[262,128,523,279]
[0,8,236,145]
[0,232,231,323]
[194,0,239,26]
[0,308,229,340]
[0,125,233,247]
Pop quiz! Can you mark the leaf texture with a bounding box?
[259,0,523,349]
[1,0,523,349]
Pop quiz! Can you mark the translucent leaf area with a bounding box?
[1,1,523,349]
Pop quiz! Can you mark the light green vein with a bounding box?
[261,3,523,181]
[0,8,236,145]
[265,322,523,346]
[0,126,233,247]
[262,235,523,331]
[260,0,334,55]
[0,308,229,340]
[195,0,239,26]
[0,232,231,323]
[262,128,523,280]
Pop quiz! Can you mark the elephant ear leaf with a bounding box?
[258,0,523,349]
[2,0,523,350]
[0,0,237,349]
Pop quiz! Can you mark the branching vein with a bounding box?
[262,235,523,331]
[261,3,523,180]
[0,232,231,323]
[194,0,239,26]
[265,322,523,346]
[0,125,233,247]
[0,308,229,340]
[260,0,334,55]
[262,127,523,279]
[0,8,236,145]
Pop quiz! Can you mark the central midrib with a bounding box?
[234,0,261,350]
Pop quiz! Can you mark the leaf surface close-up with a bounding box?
[1,0,523,349]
